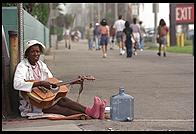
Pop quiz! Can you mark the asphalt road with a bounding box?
[44,39,194,131]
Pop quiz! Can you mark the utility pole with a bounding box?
[169,3,176,46]
[90,4,93,24]
[82,3,85,28]
[91,4,93,24]
[125,3,128,20]
[153,3,159,46]
[47,3,53,48]
[115,3,118,21]
[131,3,139,20]
[98,3,100,23]
[103,3,106,18]
[17,3,24,61]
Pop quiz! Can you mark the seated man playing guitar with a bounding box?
[13,40,107,119]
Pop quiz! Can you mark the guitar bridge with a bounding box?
[38,86,48,93]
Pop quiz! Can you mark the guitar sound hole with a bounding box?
[51,84,57,88]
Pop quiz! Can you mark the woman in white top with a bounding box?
[130,18,142,55]
[14,40,107,119]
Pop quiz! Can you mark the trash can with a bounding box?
[176,33,184,47]
[180,33,184,47]
[176,33,180,47]
[166,33,170,47]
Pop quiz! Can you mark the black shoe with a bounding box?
[157,52,161,56]
[163,52,166,57]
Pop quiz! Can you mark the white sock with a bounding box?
[120,48,122,53]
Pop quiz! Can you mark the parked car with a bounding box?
[144,28,155,42]
[186,29,194,40]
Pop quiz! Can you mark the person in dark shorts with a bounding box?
[113,15,126,55]
[157,19,169,57]
[99,19,110,58]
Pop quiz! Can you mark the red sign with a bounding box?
[176,3,194,24]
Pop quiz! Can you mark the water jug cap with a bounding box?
[126,117,131,121]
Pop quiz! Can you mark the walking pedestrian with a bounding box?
[64,26,71,49]
[157,19,169,57]
[139,21,146,51]
[74,29,81,42]
[86,23,94,50]
[94,22,101,50]
[113,15,126,55]
[13,40,107,119]
[99,19,110,58]
[123,21,135,58]
[130,18,142,55]
[109,24,116,50]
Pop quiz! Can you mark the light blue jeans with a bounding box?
[140,38,144,49]
[88,38,93,49]
[94,35,100,49]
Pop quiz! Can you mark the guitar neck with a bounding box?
[55,79,80,87]
[53,76,94,87]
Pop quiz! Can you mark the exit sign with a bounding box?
[176,3,194,24]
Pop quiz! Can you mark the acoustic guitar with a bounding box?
[21,75,95,109]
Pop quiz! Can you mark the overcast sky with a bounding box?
[139,3,169,28]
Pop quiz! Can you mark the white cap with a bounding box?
[25,40,45,54]
[95,23,99,26]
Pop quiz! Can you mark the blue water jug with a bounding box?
[110,87,134,121]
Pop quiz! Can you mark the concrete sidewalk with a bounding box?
[2,119,82,131]
[2,39,194,131]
